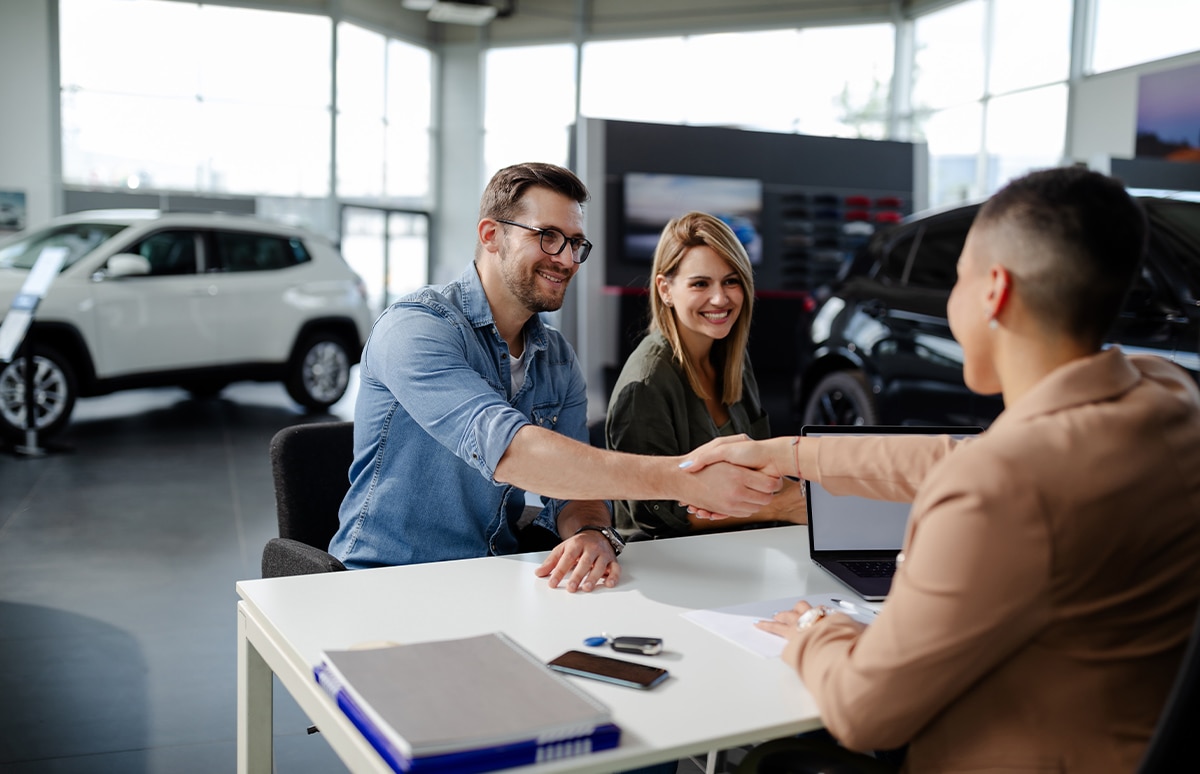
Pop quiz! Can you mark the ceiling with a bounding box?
[213,0,958,46]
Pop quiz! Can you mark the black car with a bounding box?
[794,195,1200,428]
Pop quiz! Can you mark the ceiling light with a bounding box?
[400,0,437,10]
[427,1,499,26]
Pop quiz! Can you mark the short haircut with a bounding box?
[478,162,590,222]
[649,211,756,405]
[975,166,1147,348]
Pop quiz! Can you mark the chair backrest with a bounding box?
[269,420,355,548]
[1138,601,1200,772]
[262,421,354,577]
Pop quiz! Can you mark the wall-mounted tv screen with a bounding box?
[623,173,764,265]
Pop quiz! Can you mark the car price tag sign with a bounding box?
[0,245,68,362]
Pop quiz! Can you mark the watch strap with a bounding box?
[573,525,624,556]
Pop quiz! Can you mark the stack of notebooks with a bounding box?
[313,632,621,774]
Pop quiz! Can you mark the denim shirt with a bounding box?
[329,263,596,569]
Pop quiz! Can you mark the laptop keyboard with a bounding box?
[841,559,895,578]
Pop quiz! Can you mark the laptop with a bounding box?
[802,425,982,601]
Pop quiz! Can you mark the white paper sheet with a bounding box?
[681,592,880,658]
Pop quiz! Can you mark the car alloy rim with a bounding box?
[0,356,69,430]
[815,386,866,425]
[302,341,350,403]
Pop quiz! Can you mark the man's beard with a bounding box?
[499,245,574,314]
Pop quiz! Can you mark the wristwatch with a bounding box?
[574,525,625,557]
[796,605,834,631]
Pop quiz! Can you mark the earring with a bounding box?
[988,318,998,330]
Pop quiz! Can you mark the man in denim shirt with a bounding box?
[330,163,780,592]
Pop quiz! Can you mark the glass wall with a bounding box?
[576,26,893,137]
[1091,0,1200,73]
[60,0,331,196]
[58,0,434,305]
[484,44,577,176]
[337,24,433,202]
[909,0,1072,207]
[341,207,430,314]
[53,0,1200,224]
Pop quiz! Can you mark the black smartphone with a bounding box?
[547,650,669,690]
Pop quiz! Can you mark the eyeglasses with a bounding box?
[496,219,592,264]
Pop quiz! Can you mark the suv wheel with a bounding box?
[803,370,878,426]
[0,346,78,442]
[286,333,351,410]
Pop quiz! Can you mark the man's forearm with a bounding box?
[494,425,778,519]
[495,425,684,502]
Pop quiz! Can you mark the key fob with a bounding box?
[610,636,663,656]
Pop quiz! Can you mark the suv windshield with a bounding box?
[0,222,129,271]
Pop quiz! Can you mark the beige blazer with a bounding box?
[792,350,1200,772]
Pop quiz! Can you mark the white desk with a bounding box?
[236,526,846,774]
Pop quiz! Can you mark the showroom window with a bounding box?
[341,207,429,314]
[59,0,331,197]
[577,26,893,139]
[337,24,433,201]
[910,0,1071,208]
[484,44,578,178]
[1091,0,1200,73]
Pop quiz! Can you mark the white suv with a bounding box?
[0,210,375,442]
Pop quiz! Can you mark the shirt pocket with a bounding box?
[530,402,563,431]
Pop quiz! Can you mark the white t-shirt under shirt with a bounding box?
[509,350,526,396]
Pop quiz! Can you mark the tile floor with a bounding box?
[0,375,726,774]
[0,379,358,774]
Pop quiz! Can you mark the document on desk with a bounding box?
[681,593,878,658]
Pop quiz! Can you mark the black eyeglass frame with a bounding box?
[495,218,592,264]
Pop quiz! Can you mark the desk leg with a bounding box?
[238,607,273,774]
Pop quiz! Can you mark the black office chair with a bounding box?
[261,421,354,578]
[1138,600,1200,773]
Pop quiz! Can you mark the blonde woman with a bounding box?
[605,211,806,538]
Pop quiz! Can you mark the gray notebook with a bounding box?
[314,632,617,767]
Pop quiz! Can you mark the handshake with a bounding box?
[672,435,805,521]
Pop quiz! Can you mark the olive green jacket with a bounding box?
[604,331,770,538]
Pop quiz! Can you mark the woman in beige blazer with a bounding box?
[688,166,1200,772]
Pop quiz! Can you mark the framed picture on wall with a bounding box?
[1136,61,1200,163]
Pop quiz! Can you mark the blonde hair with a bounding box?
[648,212,755,405]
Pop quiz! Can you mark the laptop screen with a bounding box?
[802,426,982,552]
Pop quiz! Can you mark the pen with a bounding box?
[830,598,878,617]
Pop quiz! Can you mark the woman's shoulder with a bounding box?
[618,333,679,378]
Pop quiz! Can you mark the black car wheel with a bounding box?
[285,333,352,410]
[0,346,78,442]
[802,370,878,426]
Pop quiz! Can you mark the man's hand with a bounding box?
[677,461,781,518]
[534,530,620,592]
